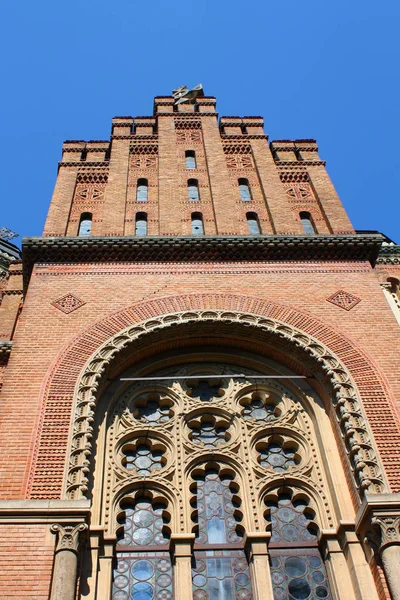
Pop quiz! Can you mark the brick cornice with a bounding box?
[22,234,384,291]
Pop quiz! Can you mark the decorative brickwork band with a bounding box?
[64,310,386,500]
[27,294,400,501]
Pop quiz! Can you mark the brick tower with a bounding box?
[1,87,400,600]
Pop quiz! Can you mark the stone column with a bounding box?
[356,493,400,600]
[371,516,400,600]
[169,533,195,600]
[50,523,88,600]
[244,532,274,600]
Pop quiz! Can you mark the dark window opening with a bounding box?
[246,212,261,235]
[136,178,148,202]
[238,178,252,201]
[185,150,196,169]
[300,211,317,235]
[191,212,204,235]
[188,179,200,201]
[78,212,92,236]
[135,212,147,235]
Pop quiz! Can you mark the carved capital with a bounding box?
[356,493,400,556]
[51,523,88,553]
[371,516,400,552]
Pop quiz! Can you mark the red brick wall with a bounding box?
[0,524,54,598]
[42,96,355,238]
[1,261,400,500]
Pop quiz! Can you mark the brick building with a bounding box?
[1,88,400,600]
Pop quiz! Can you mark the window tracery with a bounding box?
[102,362,349,599]
[113,495,173,600]
[190,464,253,599]
[264,489,332,600]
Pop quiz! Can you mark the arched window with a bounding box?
[300,211,317,235]
[191,212,204,235]
[136,178,148,202]
[78,212,92,236]
[191,465,253,598]
[113,496,173,600]
[185,150,196,169]
[246,212,261,234]
[188,179,200,202]
[239,178,252,201]
[135,212,147,236]
[265,488,332,599]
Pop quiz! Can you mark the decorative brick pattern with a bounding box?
[51,293,85,314]
[26,293,400,500]
[327,290,361,311]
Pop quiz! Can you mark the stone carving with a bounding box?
[51,293,86,314]
[172,84,204,105]
[327,290,361,311]
[50,523,88,553]
[371,516,400,550]
[65,310,386,500]
[0,227,18,241]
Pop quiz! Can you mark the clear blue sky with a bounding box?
[1,0,399,244]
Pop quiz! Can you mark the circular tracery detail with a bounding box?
[132,393,174,424]
[121,439,166,476]
[188,414,231,448]
[239,390,284,422]
[256,436,301,472]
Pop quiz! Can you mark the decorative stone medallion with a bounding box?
[51,293,86,314]
[326,290,361,311]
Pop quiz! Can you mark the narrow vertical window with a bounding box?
[136,178,148,202]
[188,179,200,202]
[135,212,147,236]
[246,212,261,234]
[239,178,252,201]
[191,212,204,235]
[300,211,317,235]
[185,150,196,169]
[78,212,92,236]
[191,467,253,599]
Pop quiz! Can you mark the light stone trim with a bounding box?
[65,310,388,500]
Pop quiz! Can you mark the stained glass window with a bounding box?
[134,395,172,423]
[190,419,228,448]
[192,470,254,598]
[266,492,332,600]
[270,550,331,600]
[265,494,317,544]
[113,499,173,600]
[122,444,164,475]
[259,441,300,472]
[192,550,253,600]
[242,395,279,422]
[117,499,169,547]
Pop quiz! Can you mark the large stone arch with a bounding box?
[26,293,400,502]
